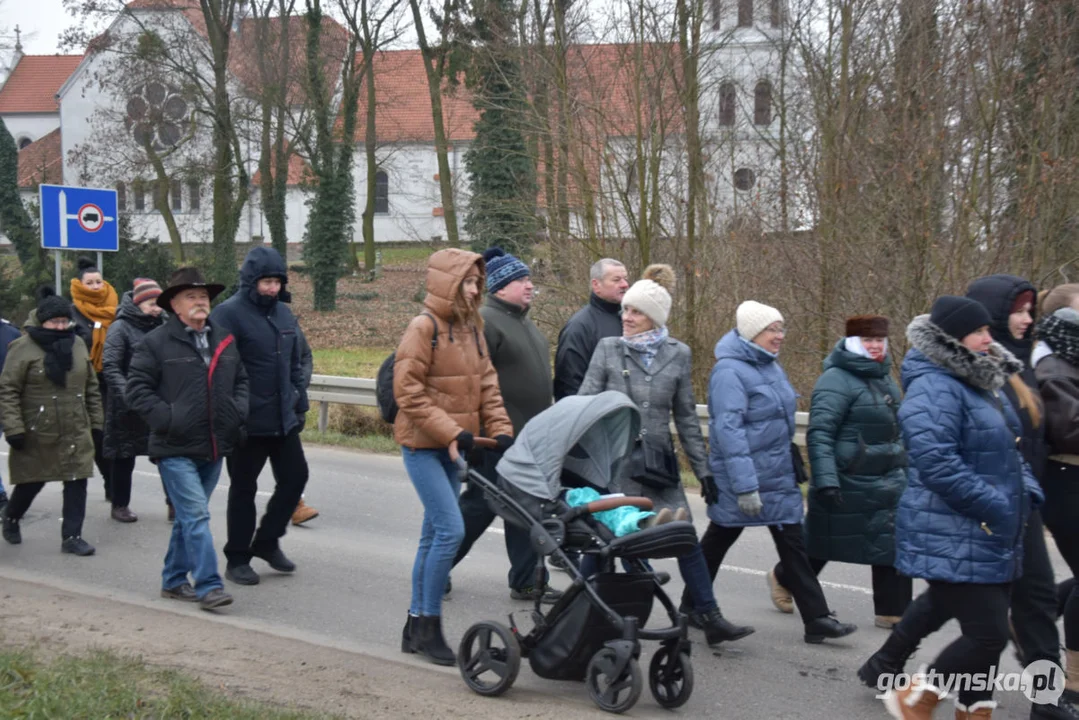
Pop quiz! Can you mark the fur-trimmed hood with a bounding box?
[904,314,1022,392]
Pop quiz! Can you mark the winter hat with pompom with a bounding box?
[35,286,72,324]
[483,247,530,294]
[622,279,672,328]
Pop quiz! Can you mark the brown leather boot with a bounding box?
[292,499,319,526]
[1068,649,1079,694]
[954,700,995,719]
[881,684,943,719]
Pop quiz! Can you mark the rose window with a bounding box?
[125,82,188,151]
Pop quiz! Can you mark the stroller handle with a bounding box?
[473,437,500,450]
[582,496,654,513]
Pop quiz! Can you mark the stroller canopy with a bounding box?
[496,391,640,501]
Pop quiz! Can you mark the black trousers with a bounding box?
[452,481,542,591]
[93,375,111,496]
[1043,461,1079,649]
[109,456,136,509]
[804,557,913,617]
[921,581,1011,706]
[7,478,87,539]
[693,521,830,621]
[224,430,309,567]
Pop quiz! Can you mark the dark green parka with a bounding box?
[0,316,103,485]
[804,340,908,566]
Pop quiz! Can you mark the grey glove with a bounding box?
[737,491,763,518]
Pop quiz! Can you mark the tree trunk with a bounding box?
[362,46,378,279]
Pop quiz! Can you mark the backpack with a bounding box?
[376,312,438,424]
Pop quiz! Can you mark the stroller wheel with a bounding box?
[457,621,521,697]
[585,647,642,714]
[649,646,694,709]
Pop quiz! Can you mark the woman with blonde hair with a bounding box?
[394,248,513,666]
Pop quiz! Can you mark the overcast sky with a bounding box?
[3,0,75,55]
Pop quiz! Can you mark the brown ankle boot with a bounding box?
[1067,649,1079,694]
[954,699,995,719]
[881,684,943,719]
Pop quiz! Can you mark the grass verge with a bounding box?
[311,347,391,378]
[0,647,334,719]
[301,427,399,455]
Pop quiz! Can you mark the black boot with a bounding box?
[413,616,456,666]
[677,603,705,630]
[401,614,416,654]
[857,628,919,689]
[701,608,755,646]
[2,509,20,545]
[804,613,857,644]
[1031,689,1079,719]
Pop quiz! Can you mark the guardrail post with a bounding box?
[318,401,329,433]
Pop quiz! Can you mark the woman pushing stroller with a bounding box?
[393,248,514,666]
[577,265,755,647]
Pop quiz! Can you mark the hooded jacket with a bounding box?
[894,315,1042,584]
[210,247,307,437]
[804,340,907,565]
[966,274,1047,478]
[393,249,513,449]
[101,291,165,458]
[706,329,802,527]
[553,293,623,400]
[0,312,103,484]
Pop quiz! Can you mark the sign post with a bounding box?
[39,184,120,291]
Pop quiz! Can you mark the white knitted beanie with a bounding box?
[622,279,671,328]
[736,300,784,341]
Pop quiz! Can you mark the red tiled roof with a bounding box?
[350,50,479,144]
[17,129,63,187]
[251,144,314,187]
[0,55,84,114]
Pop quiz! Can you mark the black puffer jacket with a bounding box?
[210,247,308,437]
[553,294,622,400]
[125,315,249,461]
[101,292,165,458]
[966,274,1048,479]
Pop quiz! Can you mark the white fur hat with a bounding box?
[736,300,784,341]
[622,279,671,328]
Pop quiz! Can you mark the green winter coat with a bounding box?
[0,317,103,485]
[804,340,908,566]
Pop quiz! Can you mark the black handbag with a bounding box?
[791,442,809,486]
[620,352,680,490]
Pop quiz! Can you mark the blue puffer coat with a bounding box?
[706,330,802,527]
[895,315,1043,585]
[210,247,308,437]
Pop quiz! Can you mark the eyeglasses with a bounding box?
[763,325,786,335]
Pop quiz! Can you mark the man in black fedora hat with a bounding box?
[126,267,248,611]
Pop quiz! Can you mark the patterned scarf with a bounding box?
[621,326,669,368]
[70,278,118,373]
[1037,313,1079,367]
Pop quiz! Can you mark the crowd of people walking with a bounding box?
[0,244,1077,719]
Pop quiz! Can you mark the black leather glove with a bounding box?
[495,434,514,452]
[455,431,474,456]
[818,487,843,507]
[91,429,104,448]
[5,434,25,452]
[699,476,719,505]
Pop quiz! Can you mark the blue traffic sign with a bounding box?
[39,184,119,252]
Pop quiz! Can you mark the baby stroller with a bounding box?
[458,391,700,714]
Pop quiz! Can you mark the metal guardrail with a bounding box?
[309,374,810,445]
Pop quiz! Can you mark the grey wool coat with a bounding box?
[578,336,709,515]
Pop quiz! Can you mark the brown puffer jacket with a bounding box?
[393,249,513,448]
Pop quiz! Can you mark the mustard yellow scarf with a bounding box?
[70,278,118,373]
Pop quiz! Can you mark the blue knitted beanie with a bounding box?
[483,247,530,294]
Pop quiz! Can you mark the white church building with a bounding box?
[2,0,788,249]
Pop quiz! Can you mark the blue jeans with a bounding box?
[402,447,465,617]
[158,457,224,599]
[580,545,718,614]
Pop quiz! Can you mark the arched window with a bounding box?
[188,179,201,211]
[719,82,736,127]
[133,179,146,212]
[734,168,756,191]
[625,162,638,195]
[738,0,753,26]
[754,80,772,125]
[16,136,32,150]
[711,0,722,29]
[374,170,389,214]
[116,182,127,212]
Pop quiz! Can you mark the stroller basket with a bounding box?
[529,572,654,681]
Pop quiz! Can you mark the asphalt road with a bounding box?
[0,441,1067,719]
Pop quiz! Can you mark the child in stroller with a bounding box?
[455,391,700,714]
[565,487,688,537]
